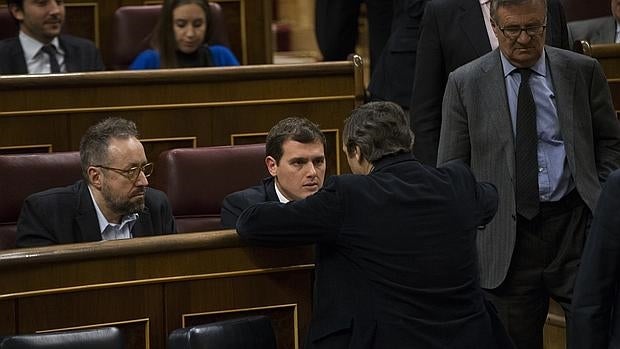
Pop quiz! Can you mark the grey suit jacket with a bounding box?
[0,34,105,74]
[437,47,620,288]
[568,16,616,47]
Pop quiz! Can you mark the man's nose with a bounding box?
[135,171,149,187]
[48,0,62,14]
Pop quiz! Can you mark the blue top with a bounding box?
[129,45,239,69]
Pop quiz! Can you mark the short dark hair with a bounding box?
[343,101,414,163]
[152,0,212,68]
[265,117,326,163]
[490,0,547,23]
[79,117,139,180]
[6,0,22,9]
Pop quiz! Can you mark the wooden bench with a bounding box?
[574,41,620,78]
[0,230,314,349]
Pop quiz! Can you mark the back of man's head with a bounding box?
[265,117,326,164]
[79,117,139,180]
[344,101,414,163]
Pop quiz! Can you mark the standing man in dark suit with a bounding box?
[438,0,620,347]
[220,117,326,228]
[568,0,620,46]
[237,102,513,348]
[410,0,568,165]
[16,117,176,247]
[315,0,392,72]
[368,0,428,110]
[571,169,620,349]
[0,0,104,74]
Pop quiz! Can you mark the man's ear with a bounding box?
[265,156,278,177]
[354,145,363,163]
[88,166,103,190]
[9,4,24,22]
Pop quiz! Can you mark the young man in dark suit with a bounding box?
[0,0,104,74]
[16,118,176,247]
[236,102,512,348]
[220,117,326,228]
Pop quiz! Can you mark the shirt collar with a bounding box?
[273,179,290,203]
[87,186,138,233]
[19,31,63,62]
[479,0,489,5]
[499,48,546,78]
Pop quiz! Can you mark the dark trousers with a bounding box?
[314,0,392,72]
[485,190,591,349]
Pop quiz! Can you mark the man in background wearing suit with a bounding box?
[368,0,428,111]
[571,169,620,349]
[568,0,620,46]
[315,0,392,73]
[16,118,176,247]
[220,117,326,228]
[438,0,620,347]
[410,0,568,166]
[237,102,513,348]
[0,0,104,74]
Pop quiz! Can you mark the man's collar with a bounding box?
[499,48,546,78]
[19,31,63,62]
[273,179,290,203]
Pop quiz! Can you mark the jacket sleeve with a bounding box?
[571,170,620,348]
[236,177,343,245]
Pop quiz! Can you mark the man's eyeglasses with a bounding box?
[94,162,154,182]
[498,24,546,40]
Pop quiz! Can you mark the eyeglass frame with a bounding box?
[93,162,154,182]
[496,23,547,40]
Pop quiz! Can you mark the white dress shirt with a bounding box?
[18,31,66,74]
[88,187,138,240]
[480,0,499,50]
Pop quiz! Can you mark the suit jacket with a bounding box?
[437,47,620,289]
[16,180,176,247]
[410,0,569,165]
[571,169,620,349]
[0,34,105,75]
[568,16,617,47]
[237,155,513,348]
[368,0,428,108]
[220,177,278,229]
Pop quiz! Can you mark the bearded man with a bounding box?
[16,117,176,247]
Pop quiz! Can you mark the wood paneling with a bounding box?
[574,42,620,79]
[0,230,315,349]
[0,60,364,174]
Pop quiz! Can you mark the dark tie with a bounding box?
[40,44,60,73]
[515,68,539,220]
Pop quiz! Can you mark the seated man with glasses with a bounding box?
[437,0,620,347]
[16,117,176,247]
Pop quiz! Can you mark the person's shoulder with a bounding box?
[129,49,159,69]
[546,45,597,67]
[0,36,19,50]
[145,186,171,205]
[569,16,613,30]
[425,0,461,12]
[208,45,240,66]
[59,34,98,50]
[24,181,83,206]
[225,179,273,204]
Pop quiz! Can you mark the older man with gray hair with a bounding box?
[438,0,620,346]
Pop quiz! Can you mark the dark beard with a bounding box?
[102,184,145,216]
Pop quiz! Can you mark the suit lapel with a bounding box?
[481,51,515,178]
[132,208,153,237]
[58,36,77,72]
[597,17,616,43]
[459,0,492,57]
[10,39,28,74]
[75,182,104,242]
[546,47,575,171]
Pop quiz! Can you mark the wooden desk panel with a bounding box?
[0,61,364,174]
[0,231,315,349]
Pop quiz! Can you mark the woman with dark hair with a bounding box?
[130,0,238,69]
